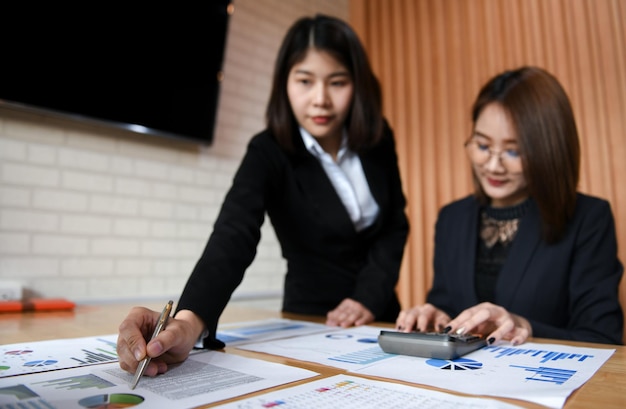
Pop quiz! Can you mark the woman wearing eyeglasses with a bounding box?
[396,66,624,346]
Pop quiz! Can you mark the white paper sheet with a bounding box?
[237,325,395,370]
[0,334,119,378]
[0,350,318,409]
[352,342,614,408]
[214,374,524,408]
[238,326,615,409]
[0,319,332,379]
[216,318,333,346]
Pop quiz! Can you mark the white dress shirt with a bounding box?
[300,127,379,232]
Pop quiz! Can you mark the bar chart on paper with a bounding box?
[0,335,119,377]
[237,325,396,370]
[353,342,616,409]
[509,365,575,385]
[0,373,145,408]
[216,318,331,346]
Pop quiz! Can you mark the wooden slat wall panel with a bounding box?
[350,0,626,341]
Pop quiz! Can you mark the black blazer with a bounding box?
[428,194,624,345]
[177,123,409,348]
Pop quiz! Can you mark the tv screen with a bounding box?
[1,3,232,145]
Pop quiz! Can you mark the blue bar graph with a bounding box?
[509,365,576,385]
[329,346,389,365]
[484,345,594,364]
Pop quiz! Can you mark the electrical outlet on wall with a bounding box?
[0,280,23,301]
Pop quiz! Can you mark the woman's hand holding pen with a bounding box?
[117,306,204,376]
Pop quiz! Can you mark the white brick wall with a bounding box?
[0,0,348,308]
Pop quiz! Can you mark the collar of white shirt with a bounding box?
[299,127,348,162]
[298,127,379,231]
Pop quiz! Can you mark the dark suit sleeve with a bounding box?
[352,125,410,320]
[175,132,279,349]
[530,199,624,344]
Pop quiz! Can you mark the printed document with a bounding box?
[0,350,318,409]
[216,318,333,346]
[0,334,119,378]
[214,374,524,409]
[238,325,614,409]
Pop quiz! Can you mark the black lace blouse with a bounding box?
[474,199,531,302]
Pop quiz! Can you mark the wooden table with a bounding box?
[1,302,625,408]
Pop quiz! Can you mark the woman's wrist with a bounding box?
[174,309,207,342]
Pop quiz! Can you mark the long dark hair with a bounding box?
[266,14,384,152]
[471,66,580,243]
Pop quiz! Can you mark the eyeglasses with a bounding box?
[464,138,523,174]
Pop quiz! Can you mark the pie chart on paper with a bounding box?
[426,357,483,370]
[78,393,144,408]
[24,359,58,367]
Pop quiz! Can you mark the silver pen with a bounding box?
[130,300,173,390]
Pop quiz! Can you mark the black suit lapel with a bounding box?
[291,140,355,234]
[458,199,481,306]
[359,148,384,206]
[495,201,542,308]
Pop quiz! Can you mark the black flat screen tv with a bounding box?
[1,2,232,145]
